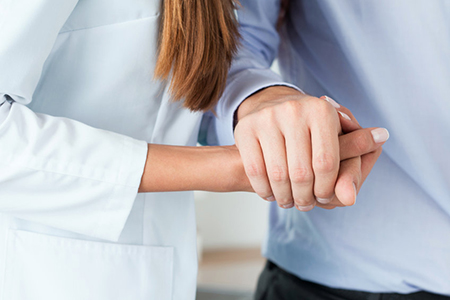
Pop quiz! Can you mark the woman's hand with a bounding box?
[234,86,388,211]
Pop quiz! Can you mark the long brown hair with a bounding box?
[155,0,240,112]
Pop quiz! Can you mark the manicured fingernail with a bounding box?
[296,204,315,212]
[371,128,390,143]
[266,196,276,202]
[338,111,351,121]
[353,182,357,204]
[316,197,333,204]
[282,203,295,209]
[323,95,340,108]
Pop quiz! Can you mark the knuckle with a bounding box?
[307,100,340,128]
[277,101,302,120]
[282,100,300,112]
[269,165,289,183]
[234,120,257,138]
[259,107,277,122]
[245,163,265,179]
[313,152,338,174]
[290,166,313,184]
[314,98,335,114]
[235,116,251,130]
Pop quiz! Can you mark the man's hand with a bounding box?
[234,86,388,211]
[235,86,342,211]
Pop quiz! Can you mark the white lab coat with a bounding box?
[0,0,238,299]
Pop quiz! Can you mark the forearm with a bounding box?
[138,144,251,193]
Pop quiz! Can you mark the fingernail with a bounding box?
[371,128,390,143]
[353,182,357,204]
[266,196,276,202]
[296,204,315,212]
[338,111,351,121]
[282,203,295,209]
[323,95,340,108]
[316,197,333,204]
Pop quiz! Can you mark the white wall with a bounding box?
[195,191,269,251]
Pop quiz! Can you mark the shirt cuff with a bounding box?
[215,68,303,145]
[92,137,148,241]
[0,98,9,125]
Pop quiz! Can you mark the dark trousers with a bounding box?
[255,261,450,300]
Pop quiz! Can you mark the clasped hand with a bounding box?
[234,86,388,211]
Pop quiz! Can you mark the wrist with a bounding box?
[236,86,307,121]
[220,146,252,193]
[202,145,251,193]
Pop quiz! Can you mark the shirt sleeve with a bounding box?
[0,0,148,241]
[212,0,303,146]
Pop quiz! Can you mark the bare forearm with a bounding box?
[138,144,251,193]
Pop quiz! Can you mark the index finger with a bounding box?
[339,127,389,161]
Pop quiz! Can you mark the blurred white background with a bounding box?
[195,191,269,298]
[196,60,280,252]
[195,191,269,252]
[195,61,281,299]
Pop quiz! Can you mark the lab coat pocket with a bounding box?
[2,230,174,300]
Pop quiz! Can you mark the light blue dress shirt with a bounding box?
[217,0,450,296]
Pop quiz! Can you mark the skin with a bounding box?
[234,86,386,211]
[138,90,385,204]
[138,144,249,193]
[317,106,383,209]
[137,124,384,200]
